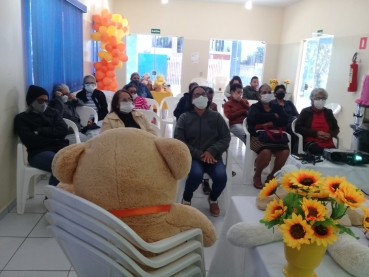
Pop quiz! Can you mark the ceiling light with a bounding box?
[245,0,252,10]
[162,0,168,4]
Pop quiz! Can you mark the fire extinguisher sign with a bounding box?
[360,37,367,50]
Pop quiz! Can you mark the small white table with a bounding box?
[285,156,369,192]
[207,196,366,277]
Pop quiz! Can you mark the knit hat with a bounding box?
[26,85,49,106]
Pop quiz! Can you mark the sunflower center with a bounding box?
[365,218,369,223]
[331,183,340,191]
[315,225,328,236]
[307,208,318,218]
[300,178,314,186]
[290,224,305,239]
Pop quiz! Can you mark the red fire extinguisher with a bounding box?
[348,52,358,92]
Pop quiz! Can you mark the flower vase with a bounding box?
[283,242,327,277]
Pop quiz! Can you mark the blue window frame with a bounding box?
[22,0,87,96]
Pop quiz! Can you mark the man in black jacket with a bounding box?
[14,85,68,186]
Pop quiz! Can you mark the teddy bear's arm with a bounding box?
[56,183,75,194]
[166,204,216,247]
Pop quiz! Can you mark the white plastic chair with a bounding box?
[63,119,81,144]
[212,76,228,93]
[242,118,291,185]
[176,150,233,211]
[160,96,181,137]
[16,142,49,214]
[76,106,98,126]
[135,109,162,130]
[212,98,226,117]
[190,78,208,86]
[325,103,341,117]
[247,100,258,105]
[44,186,205,276]
[150,123,162,137]
[212,94,228,103]
[145,98,161,116]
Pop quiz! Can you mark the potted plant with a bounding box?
[268,78,279,91]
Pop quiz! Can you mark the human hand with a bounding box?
[234,94,242,102]
[321,132,331,140]
[87,120,93,125]
[201,151,217,164]
[55,91,62,96]
[68,94,76,100]
[274,113,279,118]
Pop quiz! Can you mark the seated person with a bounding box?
[101,89,156,136]
[224,83,250,144]
[271,84,299,152]
[129,72,153,99]
[204,87,218,112]
[76,75,108,121]
[243,76,259,100]
[175,85,231,217]
[50,84,100,144]
[247,84,290,189]
[295,88,339,155]
[123,84,150,110]
[14,85,68,186]
[174,82,198,120]
[224,76,243,99]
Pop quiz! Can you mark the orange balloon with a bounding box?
[117,43,126,52]
[120,54,128,63]
[103,86,111,90]
[95,70,105,81]
[106,71,116,78]
[112,49,120,57]
[101,17,109,27]
[103,77,112,86]
[100,33,109,42]
[105,13,112,20]
[105,44,113,52]
[101,66,108,72]
[101,9,109,17]
[97,82,105,90]
[116,22,123,30]
[111,57,120,65]
[101,59,108,65]
[109,21,116,27]
[123,26,128,33]
[109,36,117,45]
[92,14,101,23]
[111,80,119,89]
[93,23,101,31]
[93,62,102,70]
[107,63,116,70]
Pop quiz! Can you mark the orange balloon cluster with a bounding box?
[91,9,130,91]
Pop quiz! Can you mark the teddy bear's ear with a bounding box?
[52,143,85,184]
[155,138,191,180]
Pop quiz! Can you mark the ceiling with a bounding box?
[182,0,303,8]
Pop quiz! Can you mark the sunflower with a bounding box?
[324,176,348,197]
[361,206,369,231]
[280,213,314,250]
[289,169,324,191]
[308,186,330,199]
[259,178,278,199]
[263,198,287,221]
[280,172,299,191]
[311,224,338,246]
[302,198,328,221]
[336,183,366,209]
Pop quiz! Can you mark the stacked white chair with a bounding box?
[325,103,342,117]
[44,186,205,277]
[212,76,228,93]
[160,96,181,137]
[190,78,208,86]
[76,106,98,126]
[102,90,115,112]
[63,118,81,144]
[145,98,161,116]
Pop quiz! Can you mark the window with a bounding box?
[23,0,87,96]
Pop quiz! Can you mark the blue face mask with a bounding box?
[132,80,140,86]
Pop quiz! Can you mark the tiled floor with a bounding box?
[0,137,261,276]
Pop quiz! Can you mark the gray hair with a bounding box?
[310,88,328,101]
[83,75,96,84]
[52,83,69,95]
[258,83,271,93]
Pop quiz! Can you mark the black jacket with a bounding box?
[76,89,108,121]
[174,109,231,160]
[295,106,340,138]
[14,107,69,160]
[49,96,84,131]
[247,101,289,136]
[174,93,190,120]
[243,86,258,100]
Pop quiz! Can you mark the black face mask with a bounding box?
[275,92,285,100]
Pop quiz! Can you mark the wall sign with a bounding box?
[359,37,367,50]
[151,29,161,35]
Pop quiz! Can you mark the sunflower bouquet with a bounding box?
[284,79,290,90]
[268,78,279,91]
[259,169,367,250]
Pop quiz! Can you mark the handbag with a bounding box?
[255,124,290,144]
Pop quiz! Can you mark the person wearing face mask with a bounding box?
[129,72,153,99]
[295,88,339,155]
[224,76,243,99]
[247,84,290,189]
[76,75,109,121]
[174,86,231,217]
[123,84,150,110]
[101,89,156,135]
[14,85,69,187]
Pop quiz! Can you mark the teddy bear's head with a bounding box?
[52,128,191,211]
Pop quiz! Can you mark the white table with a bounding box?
[207,196,366,277]
[285,156,369,192]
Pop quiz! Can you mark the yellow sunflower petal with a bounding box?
[280,172,299,191]
[336,183,366,209]
[263,198,287,221]
[290,169,324,191]
[259,178,278,200]
[301,198,328,221]
[311,225,338,246]
[324,176,347,197]
[361,206,369,231]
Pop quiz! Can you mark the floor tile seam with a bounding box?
[26,215,45,238]
[1,237,27,271]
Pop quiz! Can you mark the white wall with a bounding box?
[113,0,284,89]
[277,0,369,148]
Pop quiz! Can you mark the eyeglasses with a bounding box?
[314,97,327,101]
[193,92,206,98]
[85,82,95,85]
[36,99,49,104]
[120,99,132,103]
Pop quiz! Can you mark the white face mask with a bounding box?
[120,102,134,113]
[85,84,96,93]
[260,93,274,104]
[192,96,208,109]
[132,94,137,100]
[61,95,68,103]
[31,102,48,114]
[313,99,326,110]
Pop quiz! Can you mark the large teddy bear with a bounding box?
[52,128,216,247]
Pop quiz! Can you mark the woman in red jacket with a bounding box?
[224,83,250,144]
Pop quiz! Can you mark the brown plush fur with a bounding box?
[52,128,216,247]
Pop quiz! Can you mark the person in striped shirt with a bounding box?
[123,84,150,110]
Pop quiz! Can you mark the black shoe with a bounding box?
[202,180,212,195]
[232,171,237,177]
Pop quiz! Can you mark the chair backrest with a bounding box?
[325,103,342,116]
[150,123,161,137]
[135,110,161,129]
[160,97,181,119]
[212,98,226,115]
[76,106,98,126]
[144,98,160,113]
[213,94,228,103]
[102,90,115,99]
[63,118,81,143]
[190,78,208,86]
[17,142,28,167]
[247,100,258,105]
[212,76,228,92]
